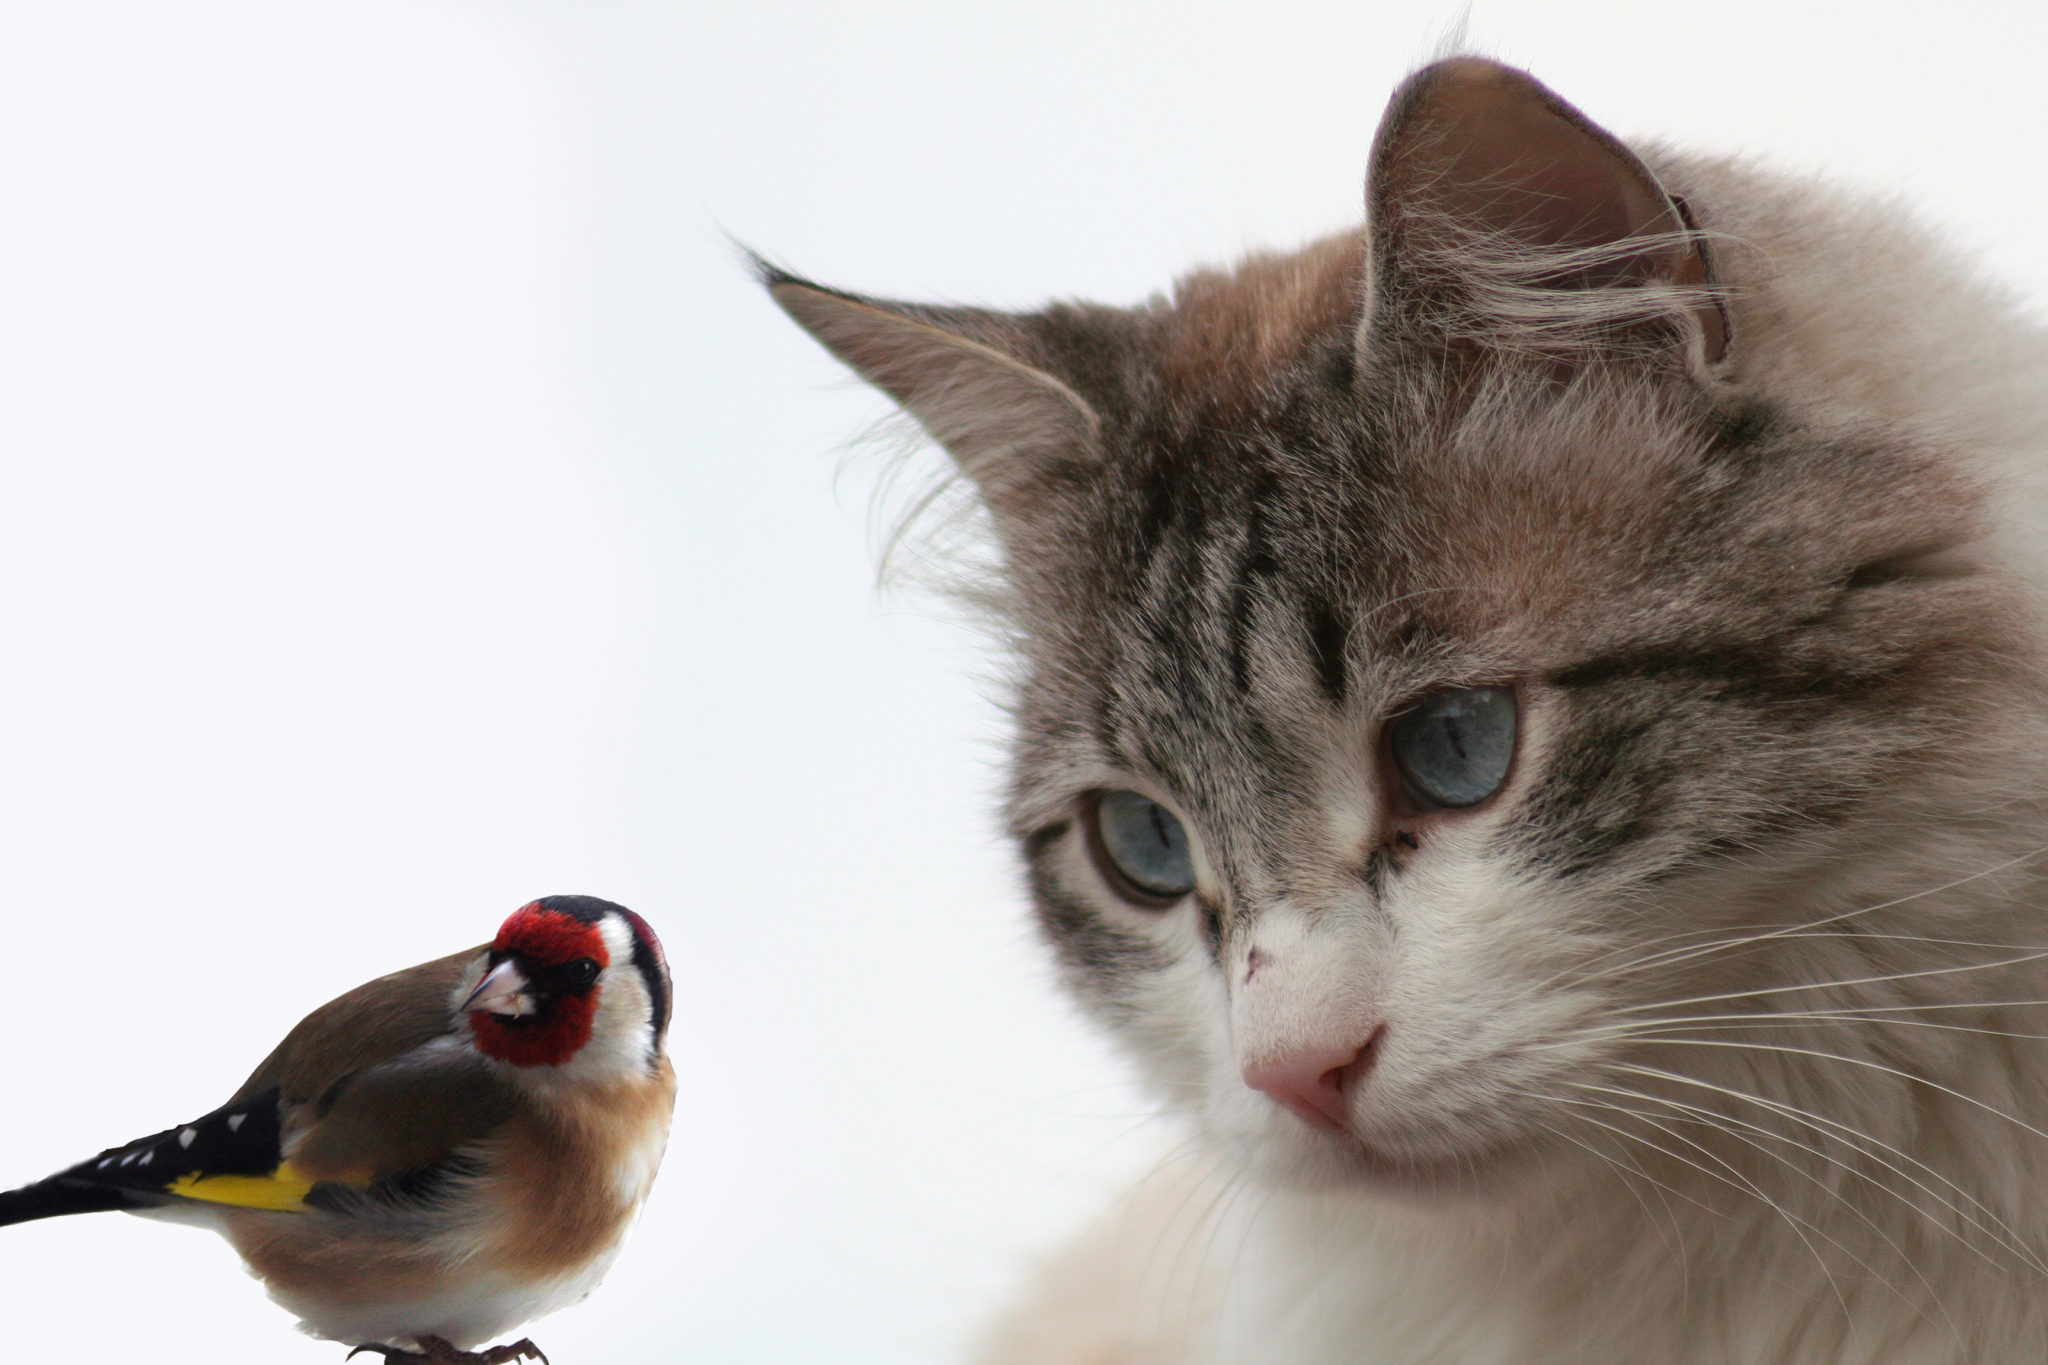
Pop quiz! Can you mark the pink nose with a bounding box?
[1242,1028,1382,1132]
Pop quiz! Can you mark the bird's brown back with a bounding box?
[232,946,485,1108]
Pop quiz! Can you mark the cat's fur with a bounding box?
[768,58,2048,1365]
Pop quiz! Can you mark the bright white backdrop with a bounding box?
[0,3,2043,1362]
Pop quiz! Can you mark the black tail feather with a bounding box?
[0,1178,145,1228]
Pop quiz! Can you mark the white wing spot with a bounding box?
[178,1128,197,1149]
[119,1153,136,1166]
[138,1151,152,1165]
[97,1159,112,1169]
[227,1114,246,1133]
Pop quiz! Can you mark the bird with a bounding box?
[0,894,675,1365]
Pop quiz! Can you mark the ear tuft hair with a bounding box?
[1362,57,1729,371]
[765,276,1102,516]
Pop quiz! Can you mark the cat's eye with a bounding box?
[1387,686,1518,810]
[1089,790,1197,905]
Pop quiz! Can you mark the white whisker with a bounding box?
[1559,844,2048,995]
[1607,1060,2048,1275]
[1547,1092,1862,1322]
[1618,1037,2048,1149]
[1599,946,2048,1019]
[1581,1080,1968,1350]
[1574,1077,1999,1293]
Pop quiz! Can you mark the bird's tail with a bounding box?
[0,1178,144,1228]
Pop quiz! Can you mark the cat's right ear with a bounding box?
[1359,57,1728,374]
[761,264,1101,515]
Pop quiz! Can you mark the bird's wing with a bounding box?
[26,1048,522,1216]
[232,945,488,1108]
[35,1086,312,1212]
[284,1042,523,1193]
[14,946,522,1217]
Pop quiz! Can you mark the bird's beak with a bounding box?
[462,959,535,1018]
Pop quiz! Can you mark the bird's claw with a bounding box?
[347,1337,548,1365]
[474,1342,548,1365]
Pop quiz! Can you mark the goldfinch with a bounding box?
[0,895,675,1365]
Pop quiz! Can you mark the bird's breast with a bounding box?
[484,1063,677,1280]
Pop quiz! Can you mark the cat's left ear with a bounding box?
[762,266,1101,518]
[1360,57,1728,372]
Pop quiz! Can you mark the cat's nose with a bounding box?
[1241,1027,1382,1132]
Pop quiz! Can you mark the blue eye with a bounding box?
[1388,687,1518,809]
[1091,790,1197,903]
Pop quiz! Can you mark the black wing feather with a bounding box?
[0,1179,148,1227]
[0,1089,286,1226]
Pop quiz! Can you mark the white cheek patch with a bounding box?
[597,913,637,968]
[532,913,662,1086]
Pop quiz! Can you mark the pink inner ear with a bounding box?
[1368,57,1726,363]
[1410,60,1676,263]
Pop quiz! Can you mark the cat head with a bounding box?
[768,59,2033,1198]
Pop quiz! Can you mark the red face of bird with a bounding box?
[459,896,672,1075]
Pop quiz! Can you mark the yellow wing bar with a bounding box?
[165,1167,317,1212]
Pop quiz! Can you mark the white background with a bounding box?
[0,3,2043,1362]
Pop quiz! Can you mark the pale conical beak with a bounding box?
[462,959,535,1017]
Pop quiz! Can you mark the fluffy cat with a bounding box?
[767,57,2048,1365]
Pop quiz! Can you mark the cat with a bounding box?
[766,56,2048,1365]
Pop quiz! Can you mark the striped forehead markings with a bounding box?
[1224,482,1283,702]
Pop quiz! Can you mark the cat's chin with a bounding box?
[1234,1124,1543,1202]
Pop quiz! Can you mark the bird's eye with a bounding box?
[1089,790,1197,904]
[565,958,601,987]
[1387,686,1518,809]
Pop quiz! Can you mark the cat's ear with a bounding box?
[1360,57,1727,370]
[763,267,1101,512]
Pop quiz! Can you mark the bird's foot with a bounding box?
[348,1336,548,1365]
